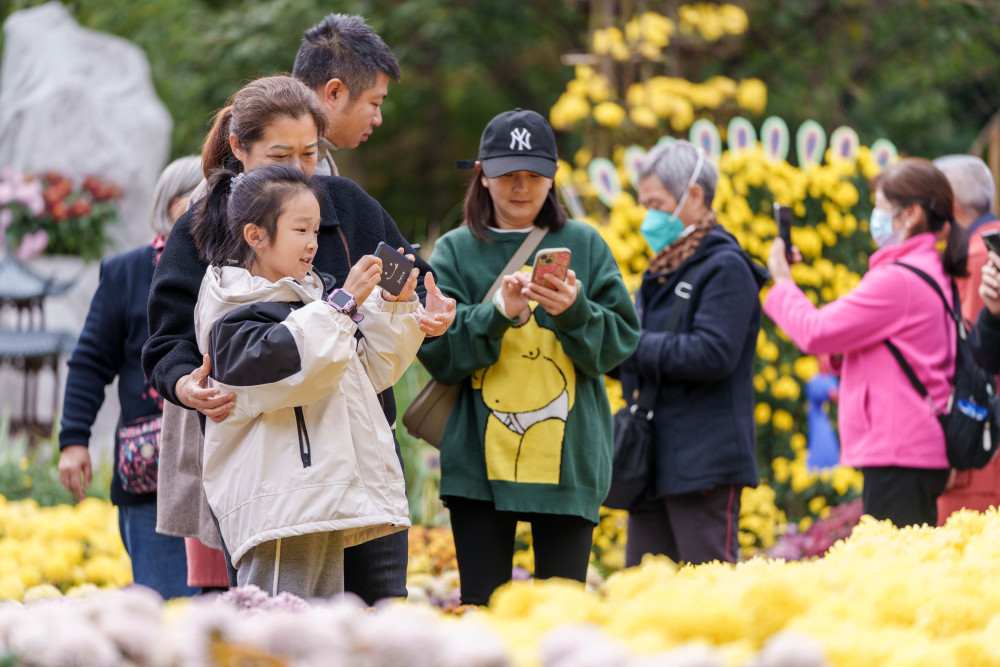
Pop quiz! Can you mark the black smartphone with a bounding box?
[374,242,415,296]
[774,203,793,262]
[983,229,1000,257]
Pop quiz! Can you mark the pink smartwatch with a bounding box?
[327,289,363,323]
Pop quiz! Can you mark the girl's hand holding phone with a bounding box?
[383,247,419,302]
[524,269,578,316]
[343,255,383,306]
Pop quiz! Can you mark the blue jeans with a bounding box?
[118,502,198,599]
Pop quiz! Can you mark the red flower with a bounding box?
[68,198,92,217]
[49,200,69,221]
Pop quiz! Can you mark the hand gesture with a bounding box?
[980,251,1000,317]
[58,444,91,501]
[383,248,419,303]
[767,238,801,283]
[343,255,383,306]
[175,354,235,423]
[499,271,531,322]
[420,272,456,336]
[524,269,579,316]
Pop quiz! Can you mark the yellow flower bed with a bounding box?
[484,509,1000,665]
[0,495,131,600]
[4,510,999,666]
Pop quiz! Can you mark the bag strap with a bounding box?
[883,262,961,415]
[662,256,709,333]
[892,262,962,326]
[481,226,548,304]
[632,255,708,419]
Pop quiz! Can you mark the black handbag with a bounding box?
[605,384,656,510]
[604,256,708,510]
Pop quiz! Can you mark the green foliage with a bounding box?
[394,362,448,526]
[0,413,110,506]
[717,0,1000,160]
[3,1,997,247]
[1,0,584,249]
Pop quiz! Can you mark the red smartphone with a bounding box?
[532,247,572,288]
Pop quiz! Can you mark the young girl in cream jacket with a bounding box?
[191,164,424,597]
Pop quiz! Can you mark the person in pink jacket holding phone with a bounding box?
[765,158,968,527]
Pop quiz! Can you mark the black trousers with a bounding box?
[624,484,741,567]
[860,466,950,527]
[445,495,596,606]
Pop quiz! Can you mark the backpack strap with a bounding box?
[892,262,962,327]
[883,261,962,416]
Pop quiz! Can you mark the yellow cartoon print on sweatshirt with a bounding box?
[471,306,576,484]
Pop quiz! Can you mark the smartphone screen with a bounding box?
[532,247,572,288]
[983,229,1000,257]
[774,203,793,261]
[374,242,415,296]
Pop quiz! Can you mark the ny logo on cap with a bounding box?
[510,128,531,151]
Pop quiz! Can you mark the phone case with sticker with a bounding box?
[374,242,415,296]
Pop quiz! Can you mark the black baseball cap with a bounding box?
[475,109,558,179]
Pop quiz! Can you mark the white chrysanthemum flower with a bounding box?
[540,624,629,667]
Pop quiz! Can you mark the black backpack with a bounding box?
[884,262,999,471]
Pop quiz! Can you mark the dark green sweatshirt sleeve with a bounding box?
[416,234,516,385]
[547,229,641,378]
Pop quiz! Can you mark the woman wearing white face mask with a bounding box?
[614,140,769,566]
[766,158,968,528]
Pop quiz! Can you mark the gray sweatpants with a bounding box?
[236,531,346,599]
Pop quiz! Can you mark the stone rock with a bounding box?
[0,2,173,455]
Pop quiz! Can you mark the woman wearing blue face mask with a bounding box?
[614,140,769,566]
[765,158,968,528]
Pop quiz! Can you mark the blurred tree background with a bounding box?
[2,0,999,247]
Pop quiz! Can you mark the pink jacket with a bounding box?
[764,233,953,469]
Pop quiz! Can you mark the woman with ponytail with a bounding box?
[143,74,454,601]
[765,158,968,528]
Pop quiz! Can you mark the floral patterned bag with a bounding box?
[117,414,161,494]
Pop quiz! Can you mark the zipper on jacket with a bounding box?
[294,406,312,468]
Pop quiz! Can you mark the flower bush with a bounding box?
[0,167,121,261]
[545,3,878,546]
[0,496,131,601]
[3,510,1000,666]
[550,5,763,136]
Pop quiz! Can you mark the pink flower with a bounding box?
[15,230,49,262]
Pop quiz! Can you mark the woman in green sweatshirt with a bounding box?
[418,109,640,605]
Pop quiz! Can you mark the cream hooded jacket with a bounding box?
[194,265,423,565]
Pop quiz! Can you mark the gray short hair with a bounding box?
[932,154,995,218]
[150,156,203,236]
[638,139,718,207]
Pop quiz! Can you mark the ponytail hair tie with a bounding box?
[230,172,245,190]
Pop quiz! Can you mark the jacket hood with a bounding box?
[673,225,770,290]
[194,266,324,353]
